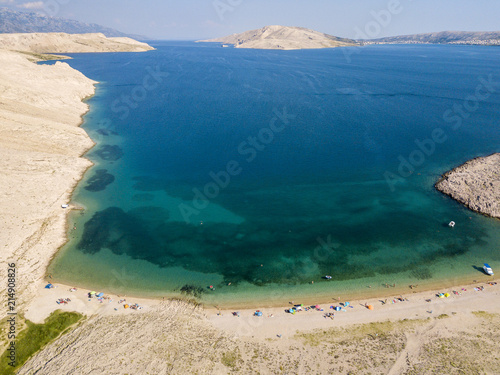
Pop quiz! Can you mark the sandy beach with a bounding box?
[17,279,500,374]
[1,33,499,374]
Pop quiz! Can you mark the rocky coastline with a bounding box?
[435,153,500,218]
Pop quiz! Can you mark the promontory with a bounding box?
[0,32,153,53]
[198,25,357,50]
[435,153,500,218]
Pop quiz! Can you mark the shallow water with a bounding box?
[48,43,500,306]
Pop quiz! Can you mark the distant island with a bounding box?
[198,25,357,50]
[436,154,500,219]
[363,31,500,46]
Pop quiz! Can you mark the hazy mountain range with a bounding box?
[364,31,500,46]
[0,8,145,39]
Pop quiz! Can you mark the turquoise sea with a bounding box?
[47,42,500,307]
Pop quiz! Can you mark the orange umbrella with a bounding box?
[367,305,374,310]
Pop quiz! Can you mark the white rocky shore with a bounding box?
[0,32,154,53]
[0,33,153,313]
[435,153,500,218]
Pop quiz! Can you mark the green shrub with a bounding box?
[0,310,83,374]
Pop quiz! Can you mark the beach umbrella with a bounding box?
[90,291,96,295]
[345,302,350,307]
[367,305,374,310]
[335,306,341,311]
[444,293,450,298]
[315,305,320,309]
[124,304,129,309]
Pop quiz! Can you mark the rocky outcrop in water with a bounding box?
[199,25,357,50]
[435,153,500,218]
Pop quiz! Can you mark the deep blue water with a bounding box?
[47,42,500,304]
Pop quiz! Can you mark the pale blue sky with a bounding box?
[4,0,500,39]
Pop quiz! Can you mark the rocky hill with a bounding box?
[435,153,500,218]
[199,25,357,50]
[0,7,144,39]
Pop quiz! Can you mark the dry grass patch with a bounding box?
[295,318,426,346]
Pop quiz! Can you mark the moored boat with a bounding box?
[483,263,494,276]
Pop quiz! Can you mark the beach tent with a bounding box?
[96,292,104,297]
[345,302,350,307]
[367,305,374,310]
[45,283,53,289]
[254,311,263,317]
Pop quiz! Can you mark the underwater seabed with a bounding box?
[49,231,499,309]
[49,195,500,308]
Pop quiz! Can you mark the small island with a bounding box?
[435,153,500,218]
[198,25,357,50]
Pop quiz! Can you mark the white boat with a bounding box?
[448,221,455,227]
[324,275,332,280]
[483,263,494,276]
